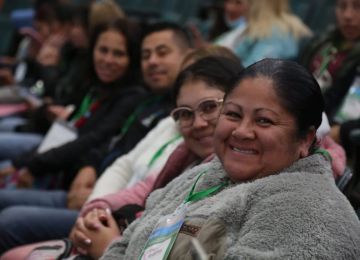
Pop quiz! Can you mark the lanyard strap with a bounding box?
[147,134,182,168]
[317,44,338,77]
[71,93,94,122]
[184,170,229,204]
[120,96,163,137]
[314,148,332,162]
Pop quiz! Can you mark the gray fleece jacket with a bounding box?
[101,154,360,259]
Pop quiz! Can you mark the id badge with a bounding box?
[139,203,187,260]
[335,78,360,124]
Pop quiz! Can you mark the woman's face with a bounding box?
[93,30,129,83]
[214,77,313,182]
[336,0,360,41]
[176,80,225,159]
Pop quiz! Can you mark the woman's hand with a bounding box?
[71,166,97,189]
[70,208,120,258]
[70,208,109,252]
[46,105,72,121]
[67,167,97,210]
[82,209,121,259]
[67,188,92,210]
[69,216,92,255]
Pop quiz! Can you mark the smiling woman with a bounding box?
[93,30,129,83]
[101,59,360,260]
[214,62,320,182]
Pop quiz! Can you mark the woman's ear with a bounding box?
[299,127,316,158]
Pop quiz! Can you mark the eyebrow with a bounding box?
[142,44,170,53]
[224,101,280,116]
[155,44,171,52]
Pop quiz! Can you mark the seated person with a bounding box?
[100,59,360,259]
[192,0,312,66]
[300,0,360,157]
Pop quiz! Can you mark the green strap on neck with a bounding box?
[184,170,229,204]
[318,44,338,77]
[314,148,332,162]
[147,134,182,168]
[71,93,94,121]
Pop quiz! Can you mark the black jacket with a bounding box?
[77,93,173,174]
[13,84,147,187]
[301,28,360,121]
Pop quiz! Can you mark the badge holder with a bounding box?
[139,203,187,260]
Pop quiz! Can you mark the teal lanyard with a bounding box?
[184,170,229,204]
[147,134,182,168]
[70,93,94,122]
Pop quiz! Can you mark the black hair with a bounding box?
[88,18,140,86]
[227,58,324,142]
[141,21,192,49]
[172,56,244,104]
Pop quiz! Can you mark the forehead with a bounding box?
[96,30,126,46]
[141,30,179,50]
[177,80,224,105]
[226,77,283,109]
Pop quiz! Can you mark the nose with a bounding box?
[103,52,115,64]
[192,113,208,128]
[232,119,255,139]
[147,53,160,66]
[343,6,355,19]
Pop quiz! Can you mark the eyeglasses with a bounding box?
[171,98,223,128]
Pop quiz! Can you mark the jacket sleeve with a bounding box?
[86,116,179,201]
[81,174,156,217]
[14,90,146,176]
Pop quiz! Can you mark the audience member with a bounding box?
[101,58,360,259]
[301,0,360,157]
[0,20,144,256]
[191,0,311,66]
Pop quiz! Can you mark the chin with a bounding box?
[223,162,259,183]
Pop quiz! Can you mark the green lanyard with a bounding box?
[184,170,229,204]
[120,96,163,137]
[147,134,182,168]
[317,44,338,77]
[71,93,94,122]
[314,148,332,162]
